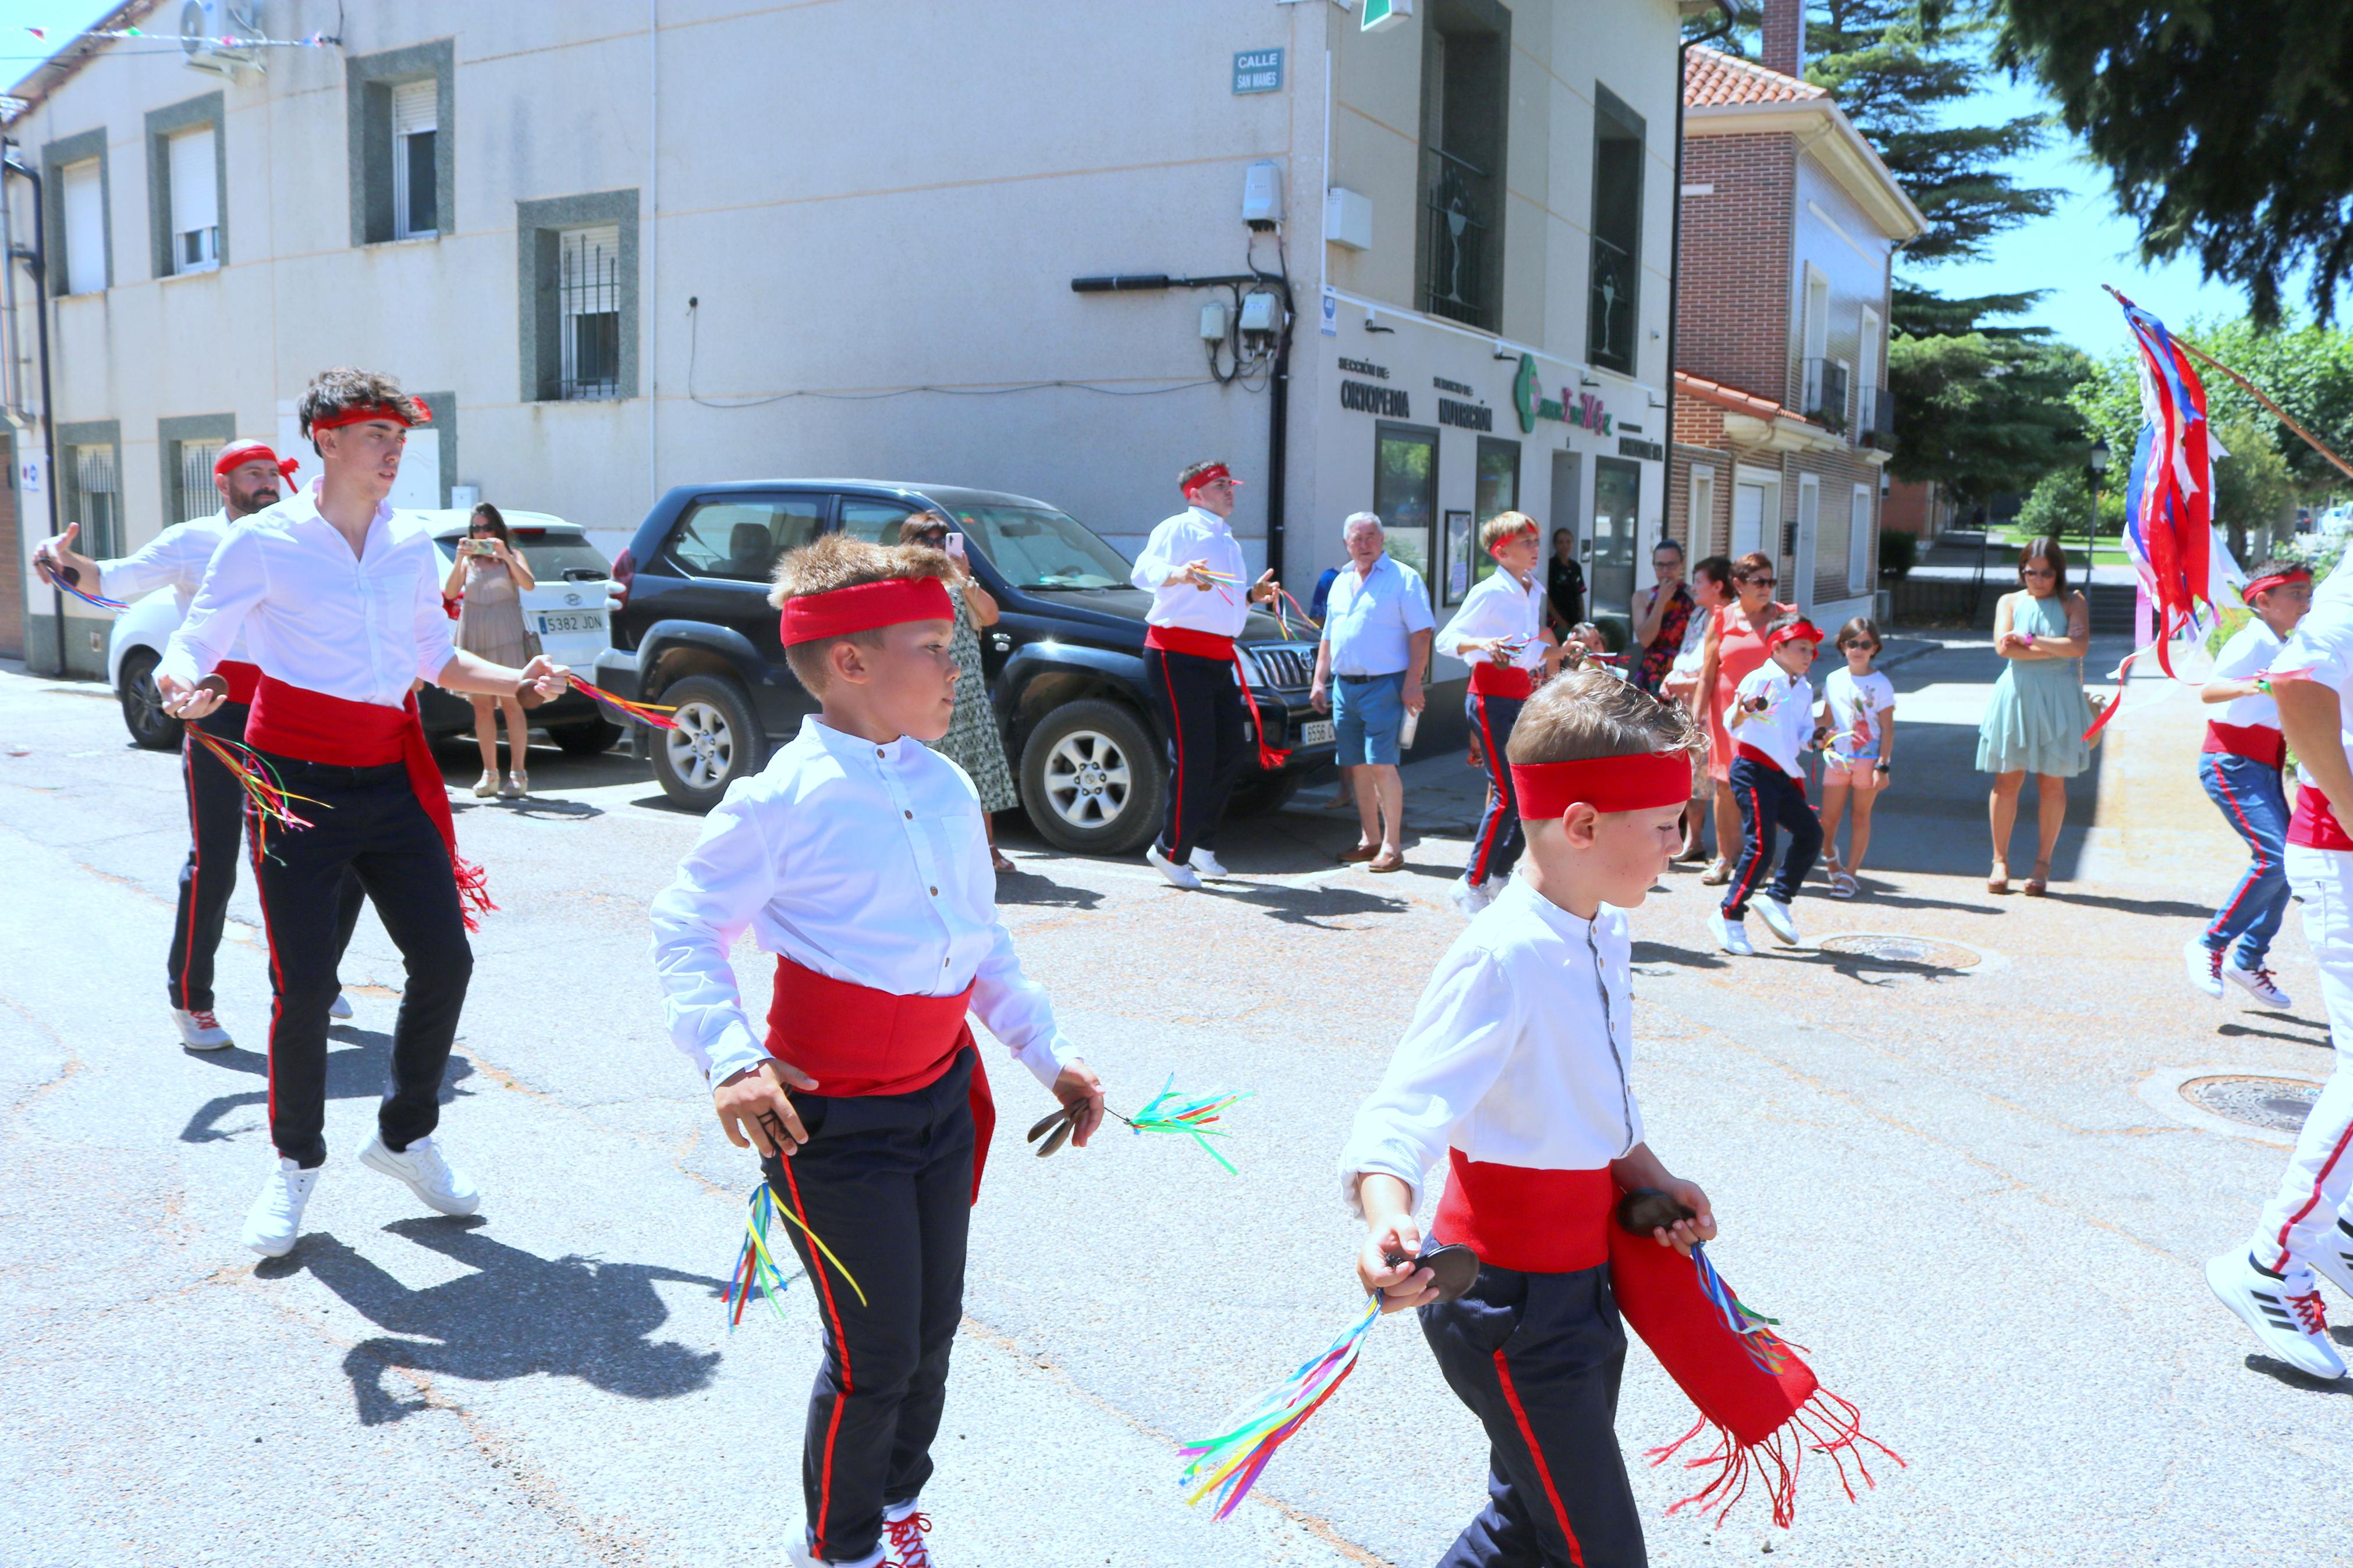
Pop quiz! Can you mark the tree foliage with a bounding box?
[1888,322,2090,505]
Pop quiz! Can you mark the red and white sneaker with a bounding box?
[172,1006,233,1051]
[2224,960,2294,1010]
[2183,939,2225,1000]
[2206,1251,2345,1379]
[882,1502,938,1568]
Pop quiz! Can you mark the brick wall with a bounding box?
[1882,477,1946,539]
[1676,134,1795,404]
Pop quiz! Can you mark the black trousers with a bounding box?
[1467,692,1527,886]
[1723,755,1822,918]
[1421,1261,1646,1568]
[761,1050,977,1566]
[171,701,364,1012]
[249,755,473,1169]
[1145,645,1251,861]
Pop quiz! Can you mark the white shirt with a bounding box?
[2276,603,2353,790]
[1436,568,1546,671]
[97,510,254,664]
[2214,619,2285,730]
[157,481,455,707]
[1130,506,1250,637]
[1669,599,1713,676]
[1821,667,1896,763]
[1338,876,1644,1215]
[1731,663,1815,778]
[1320,553,1435,677]
[648,717,1076,1092]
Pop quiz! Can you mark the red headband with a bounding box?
[779,576,954,647]
[1766,618,1824,652]
[2246,569,2312,600]
[1510,750,1691,820]
[309,396,432,434]
[214,440,298,481]
[1486,525,1539,559]
[1181,463,1233,499]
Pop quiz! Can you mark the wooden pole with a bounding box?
[2173,333,2353,484]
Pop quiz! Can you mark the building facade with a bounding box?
[3,0,1701,676]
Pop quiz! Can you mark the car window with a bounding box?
[939,504,1131,590]
[511,538,609,582]
[667,497,826,581]
[838,498,928,546]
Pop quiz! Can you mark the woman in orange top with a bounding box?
[1694,552,1795,882]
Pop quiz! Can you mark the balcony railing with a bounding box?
[1802,357,1850,435]
[1588,234,1635,374]
[1419,146,1493,330]
[1858,384,1896,448]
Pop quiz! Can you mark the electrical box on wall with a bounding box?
[1324,187,1372,251]
[1242,160,1282,229]
[1199,302,1230,342]
[1238,293,1281,335]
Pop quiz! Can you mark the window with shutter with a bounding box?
[391,79,437,239]
[167,126,218,273]
[1848,484,1874,593]
[61,159,104,294]
[179,439,225,522]
[72,443,122,557]
[559,225,622,400]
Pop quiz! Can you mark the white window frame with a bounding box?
[166,125,219,276]
[1795,472,1822,609]
[177,438,225,522]
[61,157,105,294]
[1848,482,1874,593]
[1801,265,1830,411]
[558,224,623,401]
[1688,464,1717,556]
[391,79,438,240]
[1858,307,1882,431]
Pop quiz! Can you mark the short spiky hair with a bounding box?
[296,367,420,454]
[770,533,952,692]
[1507,667,1705,768]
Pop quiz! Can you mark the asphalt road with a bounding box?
[2,643,2345,1567]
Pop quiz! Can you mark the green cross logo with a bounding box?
[1513,353,1539,435]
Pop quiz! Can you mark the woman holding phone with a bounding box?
[442,502,538,798]
[900,511,1020,871]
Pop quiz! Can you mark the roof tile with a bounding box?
[1684,45,1826,108]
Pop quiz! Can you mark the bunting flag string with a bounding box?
[20,27,337,48]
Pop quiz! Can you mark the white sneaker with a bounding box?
[1449,876,1495,918]
[1709,911,1754,957]
[1144,843,1202,890]
[1755,895,1801,946]
[330,992,354,1020]
[2313,1218,2353,1303]
[359,1133,481,1217]
[883,1501,938,1568]
[171,1007,233,1051]
[787,1540,885,1568]
[243,1157,321,1258]
[2184,938,2225,999]
[1188,847,1231,879]
[2224,960,2294,1010]
[2206,1251,2345,1379]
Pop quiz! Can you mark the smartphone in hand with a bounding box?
[945,532,967,562]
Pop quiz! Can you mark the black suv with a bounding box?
[594,481,1333,852]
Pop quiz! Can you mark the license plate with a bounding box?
[1301,719,1335,745]
[534,610,607,635]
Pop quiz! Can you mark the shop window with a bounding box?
[1589,458,1642,632]
[1467,435,1520,595]
[1374,423,1439,598]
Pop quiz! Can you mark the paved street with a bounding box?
[4,639,2347,1567]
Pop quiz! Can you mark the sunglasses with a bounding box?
[1738,576,1777,588]
[2022,567,2057,579]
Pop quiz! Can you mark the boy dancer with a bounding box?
[1128,459,1281,890]
[1436,512,1559,917]
[36,440,364,1049]
[1341,669,1716,1568]
[2185,560,2312,1009]
[650,534,1107,1568]
[157,369,569,1257]
[1712,614,1825,956]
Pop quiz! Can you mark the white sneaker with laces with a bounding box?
[1449,877,1495,918]
[359,1134,481,1217]
[1709,911,1754,957]
[787,1540,885,1568]
[331,992,354,1020]
[1188,847,1231,879]
[2206,1251,2346,1379]
[883,1501,938,1568]
[2184,938,2225,999]
[2224,960,2294,1010]
[2312,1218,2353,1303]
[1144,843,1202,890]
[1756,896,1801,946]
[243,1157,321,1258]
[172,1007,233,1051]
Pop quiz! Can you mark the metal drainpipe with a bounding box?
[3,154,62,676]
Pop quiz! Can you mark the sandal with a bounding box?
[1337,842,1380,864]
[1367,847,1406,873]
[472,769,499,798]
[1829,871,1858,899]
[1988,859,2009,895]
[1699,858,1733,886]
[2024,860,2049,897]
[990,849,1017,873]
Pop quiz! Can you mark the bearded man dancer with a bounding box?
[157,369,570,1257]
[36,442,367,1051]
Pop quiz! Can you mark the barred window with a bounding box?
[72,443,122,558]
[178,438,225,522]
[559,225,621,401]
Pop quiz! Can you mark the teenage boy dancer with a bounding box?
[1341,669,1717,1568]
[36,440,365,1049]
[2185,560,2312,1009]
[650,533,1107,1568]
[1436,512,1560,917]
[1128,459,1280,890]
[1711,614,1825,957]
[157,369,569,1258]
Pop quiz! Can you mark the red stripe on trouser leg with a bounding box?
[778,1152,853,1559]
[1492,1349,1588,1567]
[2271,1113,2353,1266]
[1726,782,1769,913]
[244,802,285,1140]
[2208,769,2269,941]
[1471,694,1506,885]
[1158,653,1186,856]
[179,731,203,1006]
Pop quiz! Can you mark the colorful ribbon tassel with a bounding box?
[1690,1243,1794,1375]
[567,673,680,730]
[722,1181,869,1332]
[52,577,128,611]
[184,726,319,853]
[1179,1292,1380,1519]
[1113,1075,1251,1174]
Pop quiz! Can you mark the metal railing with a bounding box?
[1419,146,1493,330]
[1801,357,1849,434]
[559,229,622,401]
[1858,384,1895,448]
[1588,234,1635,372]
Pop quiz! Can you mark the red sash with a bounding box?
[764,956,996,1203]
[217,660,261,706]
[2201,720,2286,770]
[244,675,495,929]
[1469,663,1535,699]
[1144,623,1290,770]
[1735,741,1805,788]
[2290,784,2353,851]
[1430,1151,1613,1274]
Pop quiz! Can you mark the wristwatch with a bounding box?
[1874,762,1891,773]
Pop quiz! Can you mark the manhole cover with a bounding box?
[2182,1076,2322,1134]
[1812,933,1982,969]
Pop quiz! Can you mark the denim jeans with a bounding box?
[2200,752,2291,966]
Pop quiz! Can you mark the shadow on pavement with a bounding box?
[2245,1354,2353,1394]
[1631,940,1729,972]
[180,1026,476,1147]
[289,1217,730,1425]
[993,867,1105,911]
[1211,880,1412,929]
[2216,1019,2334,1049]
[2034,890,2213,919]
[449,795,604,822]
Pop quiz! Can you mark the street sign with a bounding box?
[1233,49,1282,94]
[1362,0,1414,34]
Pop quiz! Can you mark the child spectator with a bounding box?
[1712,614,1825,955]
[1816,617,1897,898]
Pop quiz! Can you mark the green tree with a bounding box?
[2210,414,2298,560]
[1888,325,2091,505]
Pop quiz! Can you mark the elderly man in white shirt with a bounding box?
[1310,513,1434,871]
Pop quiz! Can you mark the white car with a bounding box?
[109,509,624,753]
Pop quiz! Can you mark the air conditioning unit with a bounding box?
[180,0,262,79]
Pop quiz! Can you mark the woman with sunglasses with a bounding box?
[1976,536,2093,895]
[442,502,538,798]
[1694,551,1794,883]
[899,511,1020,872]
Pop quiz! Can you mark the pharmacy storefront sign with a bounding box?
[1511,352,1613,438]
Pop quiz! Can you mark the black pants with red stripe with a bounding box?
[171,701,363,1012]
[1421,1260,1645,1567]
[250,755,471,1169]
[760,1050,975,1565]
[1722,755,1822,919]
[1146,645,1250,861]
[1467,692,1527,886]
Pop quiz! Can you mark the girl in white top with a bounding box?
[1816,616,1897,899]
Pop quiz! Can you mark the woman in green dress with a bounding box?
[1976,536,2093,895]
[900,512,1020,872]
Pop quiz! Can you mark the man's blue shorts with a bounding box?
[1332,671,1406,766]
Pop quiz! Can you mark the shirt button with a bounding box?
[904,810,913,820]
[876,747,886,758]
[929,886,939,896]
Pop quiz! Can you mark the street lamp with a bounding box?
[2086,436,2111,563]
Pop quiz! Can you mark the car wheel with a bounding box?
[1018,698,1165,857]
[550,717,624,758]
[1223,769,1300,820]
[117,649,178,751]
[650,674,766,810]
